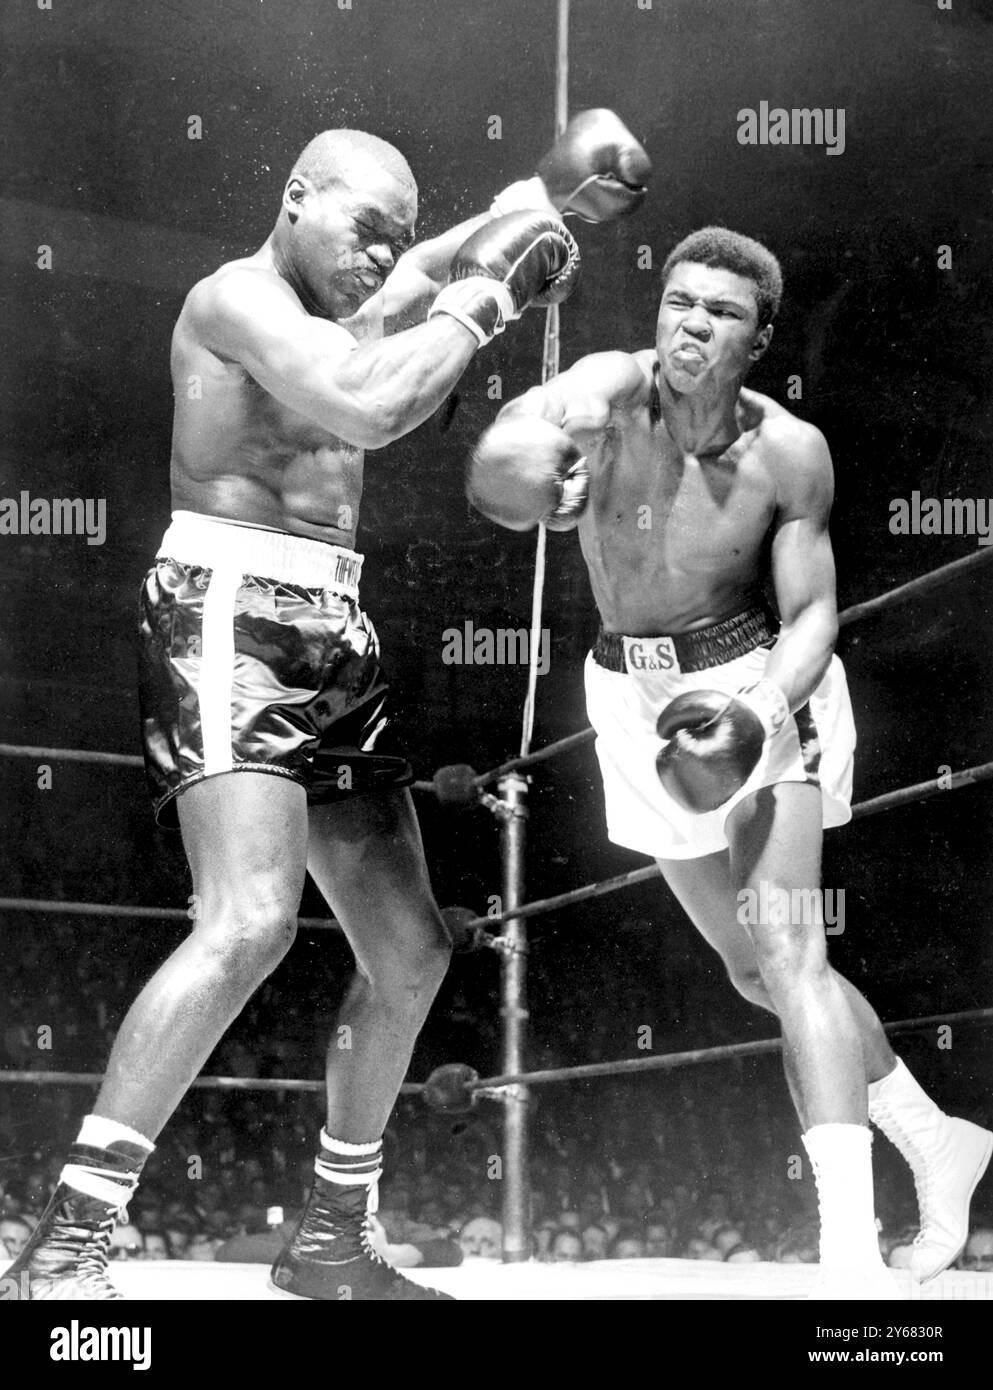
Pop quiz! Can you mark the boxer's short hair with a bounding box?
[661,226,783,326]
[292,128,416,196]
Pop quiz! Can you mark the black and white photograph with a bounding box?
[1,0,991,1356]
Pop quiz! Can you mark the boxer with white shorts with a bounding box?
[468,225,990,1293]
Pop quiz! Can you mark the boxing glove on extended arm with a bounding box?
[428,212,580,348]
[655,678,790,813]
[467,416,590,532]
[492,109,651,223]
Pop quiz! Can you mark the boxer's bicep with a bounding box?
[199,275,387,442]
[497,351,640,436]
[769,425,837,629]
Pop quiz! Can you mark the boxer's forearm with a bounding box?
[399,213,492,292]
[762,600,837,712]
[328,315,477,448]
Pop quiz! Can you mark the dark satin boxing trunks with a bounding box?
[138,510,411,828]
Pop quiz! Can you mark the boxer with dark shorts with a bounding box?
[139,511,406,825]
[7,116,651,1301]
[468,226,991,1295]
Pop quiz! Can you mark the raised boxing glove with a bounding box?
[492,109,651,224]
[467,416,590,532]
[655,678,790,813]
[428,212,580,348]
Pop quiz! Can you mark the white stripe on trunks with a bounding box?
[199,563,242,776]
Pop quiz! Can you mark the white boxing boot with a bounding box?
[803,1123,904,1300]
[868,1059,992,1282]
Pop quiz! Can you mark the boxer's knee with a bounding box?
[727,963,777,1014]
[358,912,452,1014]
[750,913,829,1003]
[193,895,298,983]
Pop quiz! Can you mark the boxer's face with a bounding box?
[283,159,417,319]
[656,262,772,394]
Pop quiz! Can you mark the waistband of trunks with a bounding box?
[592,601,779,674]
[157,510,363,597]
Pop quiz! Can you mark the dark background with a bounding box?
[1,0,991,1094]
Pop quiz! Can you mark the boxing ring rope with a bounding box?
[1,759,989,938]
[2,1009,989,1098]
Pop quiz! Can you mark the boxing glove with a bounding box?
[428,212,580,347]
[492,109,651,224]
[655,678,789,813]
[467,416,590,532]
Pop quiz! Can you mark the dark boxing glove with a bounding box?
[493,109,651,224]
[655,678,790,814]
[428,211,580,347]
[467,416,590,532]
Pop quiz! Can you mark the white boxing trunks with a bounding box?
[584,602,855,860]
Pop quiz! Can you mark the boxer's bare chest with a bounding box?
[578,401,778,632]
[170,343,364,541]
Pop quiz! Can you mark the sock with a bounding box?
[314,1131,383,1208]
[802,1123,884,1268]
[59,1114,155,1209]
[868,1057,944,1123]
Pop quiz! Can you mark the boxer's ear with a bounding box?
[282,176,309,224]
[750,323,773,361]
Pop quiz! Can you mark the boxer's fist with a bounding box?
[467,417,589,531]
[655,679,789,813]
[538,109,651,222]
[428,212,580,347]
[655,690,764,814]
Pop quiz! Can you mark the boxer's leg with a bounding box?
[658,848,897,1094]
[307,787,451,1141]
[98,772,308,1132]
[7,772,308,1299]
[269,787,453,1301]
[720,780,885,1272]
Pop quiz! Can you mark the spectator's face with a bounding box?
[0,1217,31,1257]
[141,1233,169,1260]
[549,1232,584,1263]
[442,1184,465,1215]
[108,1223,144,1260]
[726,1247,762,1263]
[962,1230,993,1271]
[611,1237,647,1260]
[581,1225,609,1260]
[187,1233,216,1261]
[165,1227,190,1256]
[645,1223,672,1258]
[419,1200,444,1228]
[714,1226,744,1256]
[459,1218,502,1260]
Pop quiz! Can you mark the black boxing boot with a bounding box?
[3,1134,151,1300]
[271,1174,454,1302]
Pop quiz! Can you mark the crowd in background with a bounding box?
[3,919,991,1271]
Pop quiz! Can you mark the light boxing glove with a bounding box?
[467,416,590,532]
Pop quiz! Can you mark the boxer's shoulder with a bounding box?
[563,348,652,411]
[739,390,833,510]
[182,257,298,332]
[741,390,830,463]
